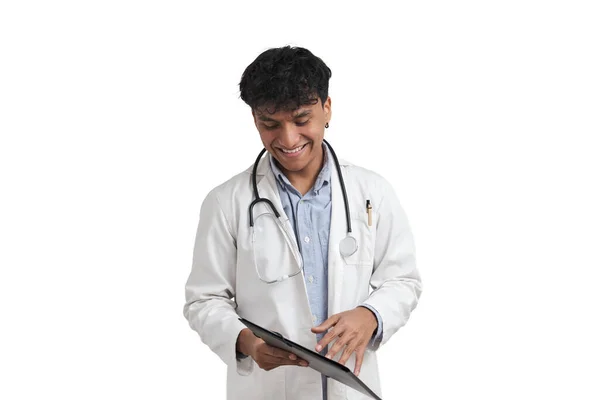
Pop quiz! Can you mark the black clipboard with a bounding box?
[239,318,382,400]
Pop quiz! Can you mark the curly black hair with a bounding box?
[239,46,332,114]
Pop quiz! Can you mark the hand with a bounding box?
[236,328,308,371]
[311,307,378,375]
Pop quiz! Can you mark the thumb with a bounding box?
[311,315,339,333]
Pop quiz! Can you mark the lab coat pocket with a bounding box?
[233,363,286,400]
[342,212,375,268]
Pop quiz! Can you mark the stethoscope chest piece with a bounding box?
[339,235,358,257]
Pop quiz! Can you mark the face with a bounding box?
[253,97,331,177]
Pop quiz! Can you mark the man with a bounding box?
[184,46,422,400]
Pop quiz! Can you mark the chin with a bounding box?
[277,159,308,172]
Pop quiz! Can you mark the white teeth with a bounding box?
[280,145,305,154]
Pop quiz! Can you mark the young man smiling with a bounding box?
[253,97,330,195]
[184,46,422,400]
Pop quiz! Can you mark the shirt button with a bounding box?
[308,275,314,284]
[304,236,310,243]
[312,314,317,323]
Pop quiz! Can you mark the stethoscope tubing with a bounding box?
[249,139,352,236]
[250,148,280,226]
[322,139,352,234]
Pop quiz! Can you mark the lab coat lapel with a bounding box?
[254,153,313,331]
[327,160,346,316]
[254,155,284,214]
[253,154,301,258]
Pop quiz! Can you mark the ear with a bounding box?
[323,96,332,124]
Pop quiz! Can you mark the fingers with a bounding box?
[315,326,341,352]
[325,336,366,376]
[266,344,296,360]
[320,325,365,372]
[353,347,365,376]
[338,338,362,366]
[337,341,355,365]
[311,314,340,334]
[326,331,353,360]
[253,343,308,370]
[257,357,309,370]
[262,352,307,366]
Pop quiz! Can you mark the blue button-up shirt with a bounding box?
[269,144,382,399]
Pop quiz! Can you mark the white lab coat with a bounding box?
[184,154,422,400]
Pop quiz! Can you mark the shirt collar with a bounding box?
[268,143,332,195]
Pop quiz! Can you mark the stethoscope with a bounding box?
[249,139,358,276]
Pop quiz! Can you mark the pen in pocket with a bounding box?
[366,200,372,226]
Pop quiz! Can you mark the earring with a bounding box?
[325,122,329,129]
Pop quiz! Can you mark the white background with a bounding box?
[1,1,599,399]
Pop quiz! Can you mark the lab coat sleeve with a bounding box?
[361,178,422,350]
[183,189,254,376]
[359,304,384,349]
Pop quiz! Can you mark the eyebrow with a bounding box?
[258,110,312,122]
[293,110,312,119]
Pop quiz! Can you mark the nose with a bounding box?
[278,123,302,148]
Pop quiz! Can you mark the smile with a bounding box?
[278,143,308,156]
